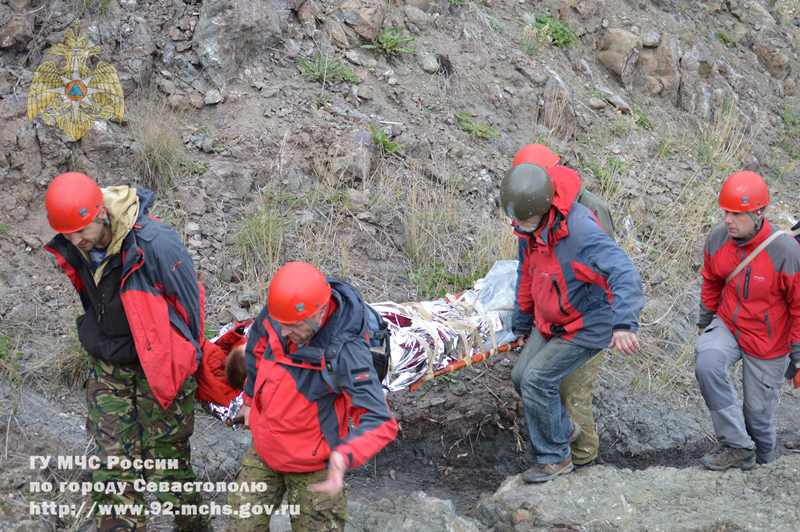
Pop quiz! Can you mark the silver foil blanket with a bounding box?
[371,297,506,392]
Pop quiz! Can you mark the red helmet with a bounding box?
[512,144,561,169]
[45,172,104,233]
[719,171,770,212]
[268,262,332,323]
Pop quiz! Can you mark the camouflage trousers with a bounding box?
[86,357,209,531]
[559,351,603,465]
[227,443,347,531]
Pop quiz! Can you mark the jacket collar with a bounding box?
[533,166,583,247]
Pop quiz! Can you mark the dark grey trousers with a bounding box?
[695,316,789,464]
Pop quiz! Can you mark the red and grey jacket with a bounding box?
[698,220,800,360]
[243,279,398,473]
[511,166,644,349]
[45,187,205,409]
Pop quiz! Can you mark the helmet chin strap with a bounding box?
[303,304,326,333]
[743,211,764,240]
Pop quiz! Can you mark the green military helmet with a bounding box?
[500,163,555,220]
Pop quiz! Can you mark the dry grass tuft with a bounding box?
[24,326,88,393]
[235,187,291,291]
[401,168,516,299]
[129,96,184,193]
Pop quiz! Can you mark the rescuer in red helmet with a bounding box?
[227,262,398,531]
[695,171,800,471]
[44,172,210,530]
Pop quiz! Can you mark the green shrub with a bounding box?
[633,107,654,130]
[363,26,415,55]
[715,31,735,47]
[532,15,577,48]
[454,112,502,139]
[298,51,358,83]
[774,102,800,127]
[370,125,404,154]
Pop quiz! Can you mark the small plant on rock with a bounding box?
[370,125,404,154]
[715,31,736,47]
[454,112,502,139]
[363,26,415,56]
[298,50,358,83]
[521,23,552,57]
[585,88,605,99]
[531,14,577,48]
[73,0,112,17]
[633,107,654,130]
[656,137,676,158]
[179,158,206,175]
[779,138,799,159]
[774,102,800,127]
[130,96,183,192]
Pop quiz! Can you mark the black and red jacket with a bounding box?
[243,279,398,472]
[46,187,204,409]
[699,219,800,360]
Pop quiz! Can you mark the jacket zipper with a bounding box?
[551,276,569,316]
[97,293,106,324]
[764,311,771,339]
[742,266,751,300]
[312,437,324,457]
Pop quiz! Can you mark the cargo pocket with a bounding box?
[748,369,784,414]
[310,482,349,523]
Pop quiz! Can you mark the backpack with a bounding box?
[326,303,391,391]
[365,303,391,383]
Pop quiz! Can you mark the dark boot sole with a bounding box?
[700,458,756,471]
[522,462,574,483]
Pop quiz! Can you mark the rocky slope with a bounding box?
[2,0,800,530]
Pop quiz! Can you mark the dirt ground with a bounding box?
[3,0,800,529]
[353,347,800,515]
[3,342,800,530]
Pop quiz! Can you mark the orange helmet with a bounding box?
[45,172,104,233]
[268,262,332,323]
[719,171,770,212]
[512,144,561,169]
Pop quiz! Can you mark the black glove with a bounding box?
[786,362,798,381]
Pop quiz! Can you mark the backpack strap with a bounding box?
[725,229,788,284]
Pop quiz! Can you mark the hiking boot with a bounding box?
[522,457,573,483]
[573,458,596,469]
[700,445,756,471]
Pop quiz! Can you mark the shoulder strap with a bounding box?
[725,229,791,284]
